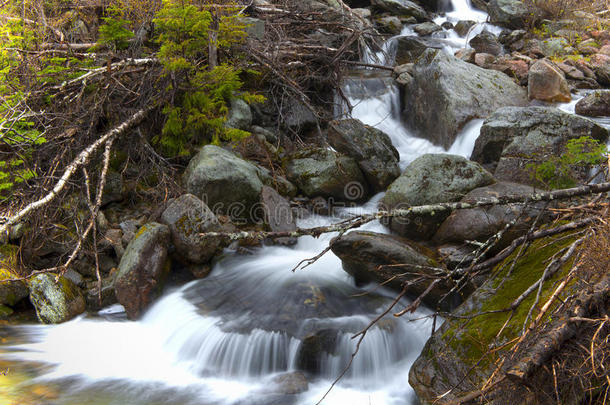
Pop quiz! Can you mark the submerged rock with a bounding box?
[29,274,86,324]
[327,118,400,191]
[380,154,495,240]
[331,231,462,309]
[114,222,170,319]
[160,194,222,264]
[575,90,610,117]
[403,49,527,148]
[471,106,609,186]
[284,147,370,202]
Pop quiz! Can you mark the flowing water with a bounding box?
[1,1,607,404]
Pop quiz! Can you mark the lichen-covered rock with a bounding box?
[575,90,610,117]
[380,154,495,240]
[225,98,252,130]
[487,0,530,29]
[327,119,400,192]
[28,273,85,324]
[471,106,609,186]
[528,59,571,102]
[403,49,527,148]
[371,0,427,20]
[433,182,550,249]
[284,147,370,202]
[114,222,170,319]
[160,194,222,264]
[394,36,445,65]
[0,245,28,307]
[331,231,462,310]
[184,145,264,221]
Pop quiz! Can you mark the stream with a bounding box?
[0,1,607,404]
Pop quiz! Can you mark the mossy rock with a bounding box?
[28,273,86,324]
[0,245,28,307]
[409,228,581,403]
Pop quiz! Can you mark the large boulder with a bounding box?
[284,148,370,202]
[184,145,264,221]
[371,0,427,20]
[327,119,400,192]
[0,245,28,307]
[403,49,527,149]
[575,90,610,117]
[29,274,86,324]
[114,222,170,319]
[380,154,495,240]
[528,59,571,102]
[331,231,463,310]
[393,36,445,65]
[433,182,550,248]
[160,194,222,264]
[487,0,530,29]
[260,186,297,246]
[471,106,609,186]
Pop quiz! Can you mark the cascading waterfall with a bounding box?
[2,1,605,404]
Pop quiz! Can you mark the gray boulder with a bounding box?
[29,274,86,324]
[394,36,445,65]
[184,145,264,221]
[0,245,29,307]
[403,49,527,148]
[371,0,427,20]
[433,182,550,248]
[575,90,610,117]
[469,30,502,55]
[285,148,370,202]
[160,194,222,264]
[331,231,462,310]
[260,186,297,245]
[528,59,571,102]
[471,106,609,186]
[327,119,400,192]
[413,22,442,36]
[226,98,252,130]
[380,154,495,240]
[114,222,170,319]
[487,0,530,29]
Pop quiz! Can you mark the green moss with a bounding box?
[443,230,579,369]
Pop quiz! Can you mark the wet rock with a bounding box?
[403,49,527,149]
[0,245,28,307]
[376,16,402,35]
[327,118,400,191]
[226,98,252,130]
[471,106,609,186]
[85,275,118,310]
[394,63,415,86]
[434,182,550,248]
[469,30,502,55]
[114,222,170,319]
[29,274,86,324]
[454,20,476,37]
[331,231,462,309]
[394,36,445,65]
[270,372,309,394]
[487,0,530,29]
[528,59,571,102]
[413,21,442,36]
[380,154,494,240]
[575,90,610,117]
[160,194,222,264]
[297,329,339,374]
[371,0,427,21]
[184,145,264,221]
[260,186,297,245]
[284,147,370,202]
[441,21,454,30]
